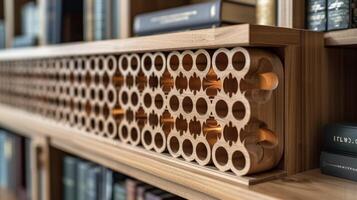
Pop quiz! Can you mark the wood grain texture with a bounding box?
[283,45,302,174]
[0,24,300,60]
[301,31,325,170]
[252,169,357,200]
[325,28,357,47]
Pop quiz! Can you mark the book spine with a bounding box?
[103,169,113,200]
[85,164,95,200]
[0,131,7,188]
[306,0,327,31]
[323,124,357,154]
[25,138,32,200]
[113,183,126,200]
[0,21,4,49]
[126,179,138,200]
[327,0,351,30]
[46,0,53,44]
[321,151,357,181]
[94,0,106,40]
[133,1,221,36]
[85,0,94,41]
[63,156,77,200]
[77,161,90,200]
[112,0,120,38]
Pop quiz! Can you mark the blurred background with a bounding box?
[0,0,279,48]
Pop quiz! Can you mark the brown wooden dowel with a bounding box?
[241,72,279,91]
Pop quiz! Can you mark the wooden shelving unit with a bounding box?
[0,0,357,199]
[325,28,357,47]
[0,23,341,200]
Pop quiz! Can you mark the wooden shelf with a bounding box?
[324,28,357,47]
[0,24,300,60]
[252,169,357,200]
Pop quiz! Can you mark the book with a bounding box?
[126,179,139,200]
[84,0,94,41]
[102,168,113,200]
[46,0,62,44]
[136,184,155,200]
[22,2,39,37]
[0,130,8,188]
[24,138,32,200]
[0,20,4,49]
[94,0,111,40]
[113,182,126,200]
[321,151,357,182]
[145,189,183,200]
[327,0,351,31]
[112,0,121,38]
[85,165,96,200]
[6,131,23,193]
[77,160,91,200]
[61,0,83,42]
[133,0,255,36]
[323,123,357,154]
[63,156,78,200]
[307,0,327,31]
[47,0,83,44]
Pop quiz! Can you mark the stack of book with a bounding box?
[307,0,357,31]
[0,129,31,199]
[321,123,357,181]
[63,155,184,200]
[13,2,39,47]
[0,20,4,49]
[133,0,256,36]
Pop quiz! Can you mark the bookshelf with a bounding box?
[0,1,357,200]
[0,23,342,200]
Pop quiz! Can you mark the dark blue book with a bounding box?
[112,0,120,38]
[77,160,91,200]
[113,183,126,200]
[321,151,357,182]
[0,130,8,187]
[327,0,351,31]
[323,123,357,155]
[102,168,113,200]
[0,20,4,49]
[133,0,255,36]
[63,156,78,200]
[306,0,327,31]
